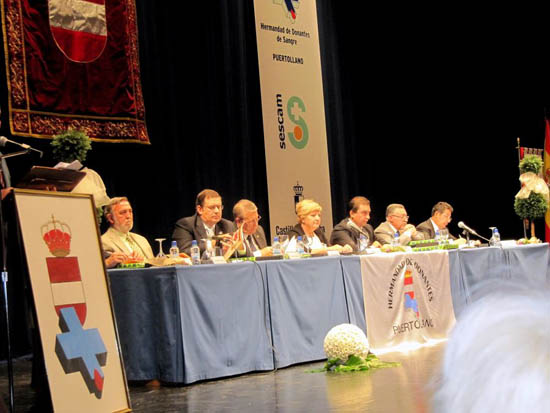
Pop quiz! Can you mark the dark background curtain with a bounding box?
[0,1,547,358]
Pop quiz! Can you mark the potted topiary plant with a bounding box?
[51,129,92,163]
[514,155,549,239]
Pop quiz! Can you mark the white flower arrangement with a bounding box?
[311,323,399,373]
[323,323,370,361]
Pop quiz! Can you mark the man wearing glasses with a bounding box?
[172,189,234,255]
[374,203,424,245]
[232,199,272,257]
[416,201,456,240]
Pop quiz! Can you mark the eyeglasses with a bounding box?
[243,215,261,224]
[391,214,409,220]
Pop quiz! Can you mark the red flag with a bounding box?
[1,0,149,143]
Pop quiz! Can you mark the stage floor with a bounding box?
[1,342,445,412]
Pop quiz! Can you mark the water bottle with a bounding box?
[272,236,281,255]
[190,240,201,265]
[296,236,305,255]
[359,234,368,252]
[169,241,180,258]
[391,232,400,247]
[202,239,214,261]
[489,227,501,247]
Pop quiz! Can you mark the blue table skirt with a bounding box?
[260,257,350,368]
[108,244,550,383]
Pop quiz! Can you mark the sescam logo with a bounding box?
[273,0,300,22]
[276,94,309,150]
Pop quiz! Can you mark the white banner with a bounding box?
[253,0,333,241]
[361,251,456,351]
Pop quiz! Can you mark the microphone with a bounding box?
[457,221,490,242]
[0,136,43,157]
[457,221,476,235]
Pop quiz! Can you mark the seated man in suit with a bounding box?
[172,189,234,255]
[330,196,380,251]
[102,197,154,268]
[232,199,272,257]
[374,203,424,245]
[416,201,456,240]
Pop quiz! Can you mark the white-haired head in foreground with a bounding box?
[433,280,550,413]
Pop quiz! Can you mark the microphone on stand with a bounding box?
[0,136,43,158]
[457,221,490,242]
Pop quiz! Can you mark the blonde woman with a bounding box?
[286,199,352,253]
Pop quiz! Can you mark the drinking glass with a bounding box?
[155,238,166,258]
[278,235,289,253]
[439,229,449,244]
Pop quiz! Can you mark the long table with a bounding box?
[108,244,550,384]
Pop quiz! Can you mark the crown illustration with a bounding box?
[41,215,72,257]
[293,181,303,196]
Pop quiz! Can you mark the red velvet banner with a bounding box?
[1,0,149,143]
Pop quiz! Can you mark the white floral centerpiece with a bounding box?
[313,324,399,372]
[324,324,370,360]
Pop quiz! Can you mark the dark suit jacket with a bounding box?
[287,223,329,246]
[240,225,268,257]
[416,219,456,240]
[330,218,374,251]
[172,213,234,255]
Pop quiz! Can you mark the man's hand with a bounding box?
[259,246,273,257]
[219,237,236,254]
[341,244,353,253]
[127,251,144,262]
[401,224,417,236]
[105,252,127,268]
[214,233,234,252]
[326,244,352,253]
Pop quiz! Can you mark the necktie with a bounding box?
[247,235,258,255]
[126,235,141,255]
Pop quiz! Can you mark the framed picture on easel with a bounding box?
[13,189,131,413]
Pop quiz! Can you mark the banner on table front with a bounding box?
[1,0,149,143]
[253,0,333,240]
[360,251,455,350]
